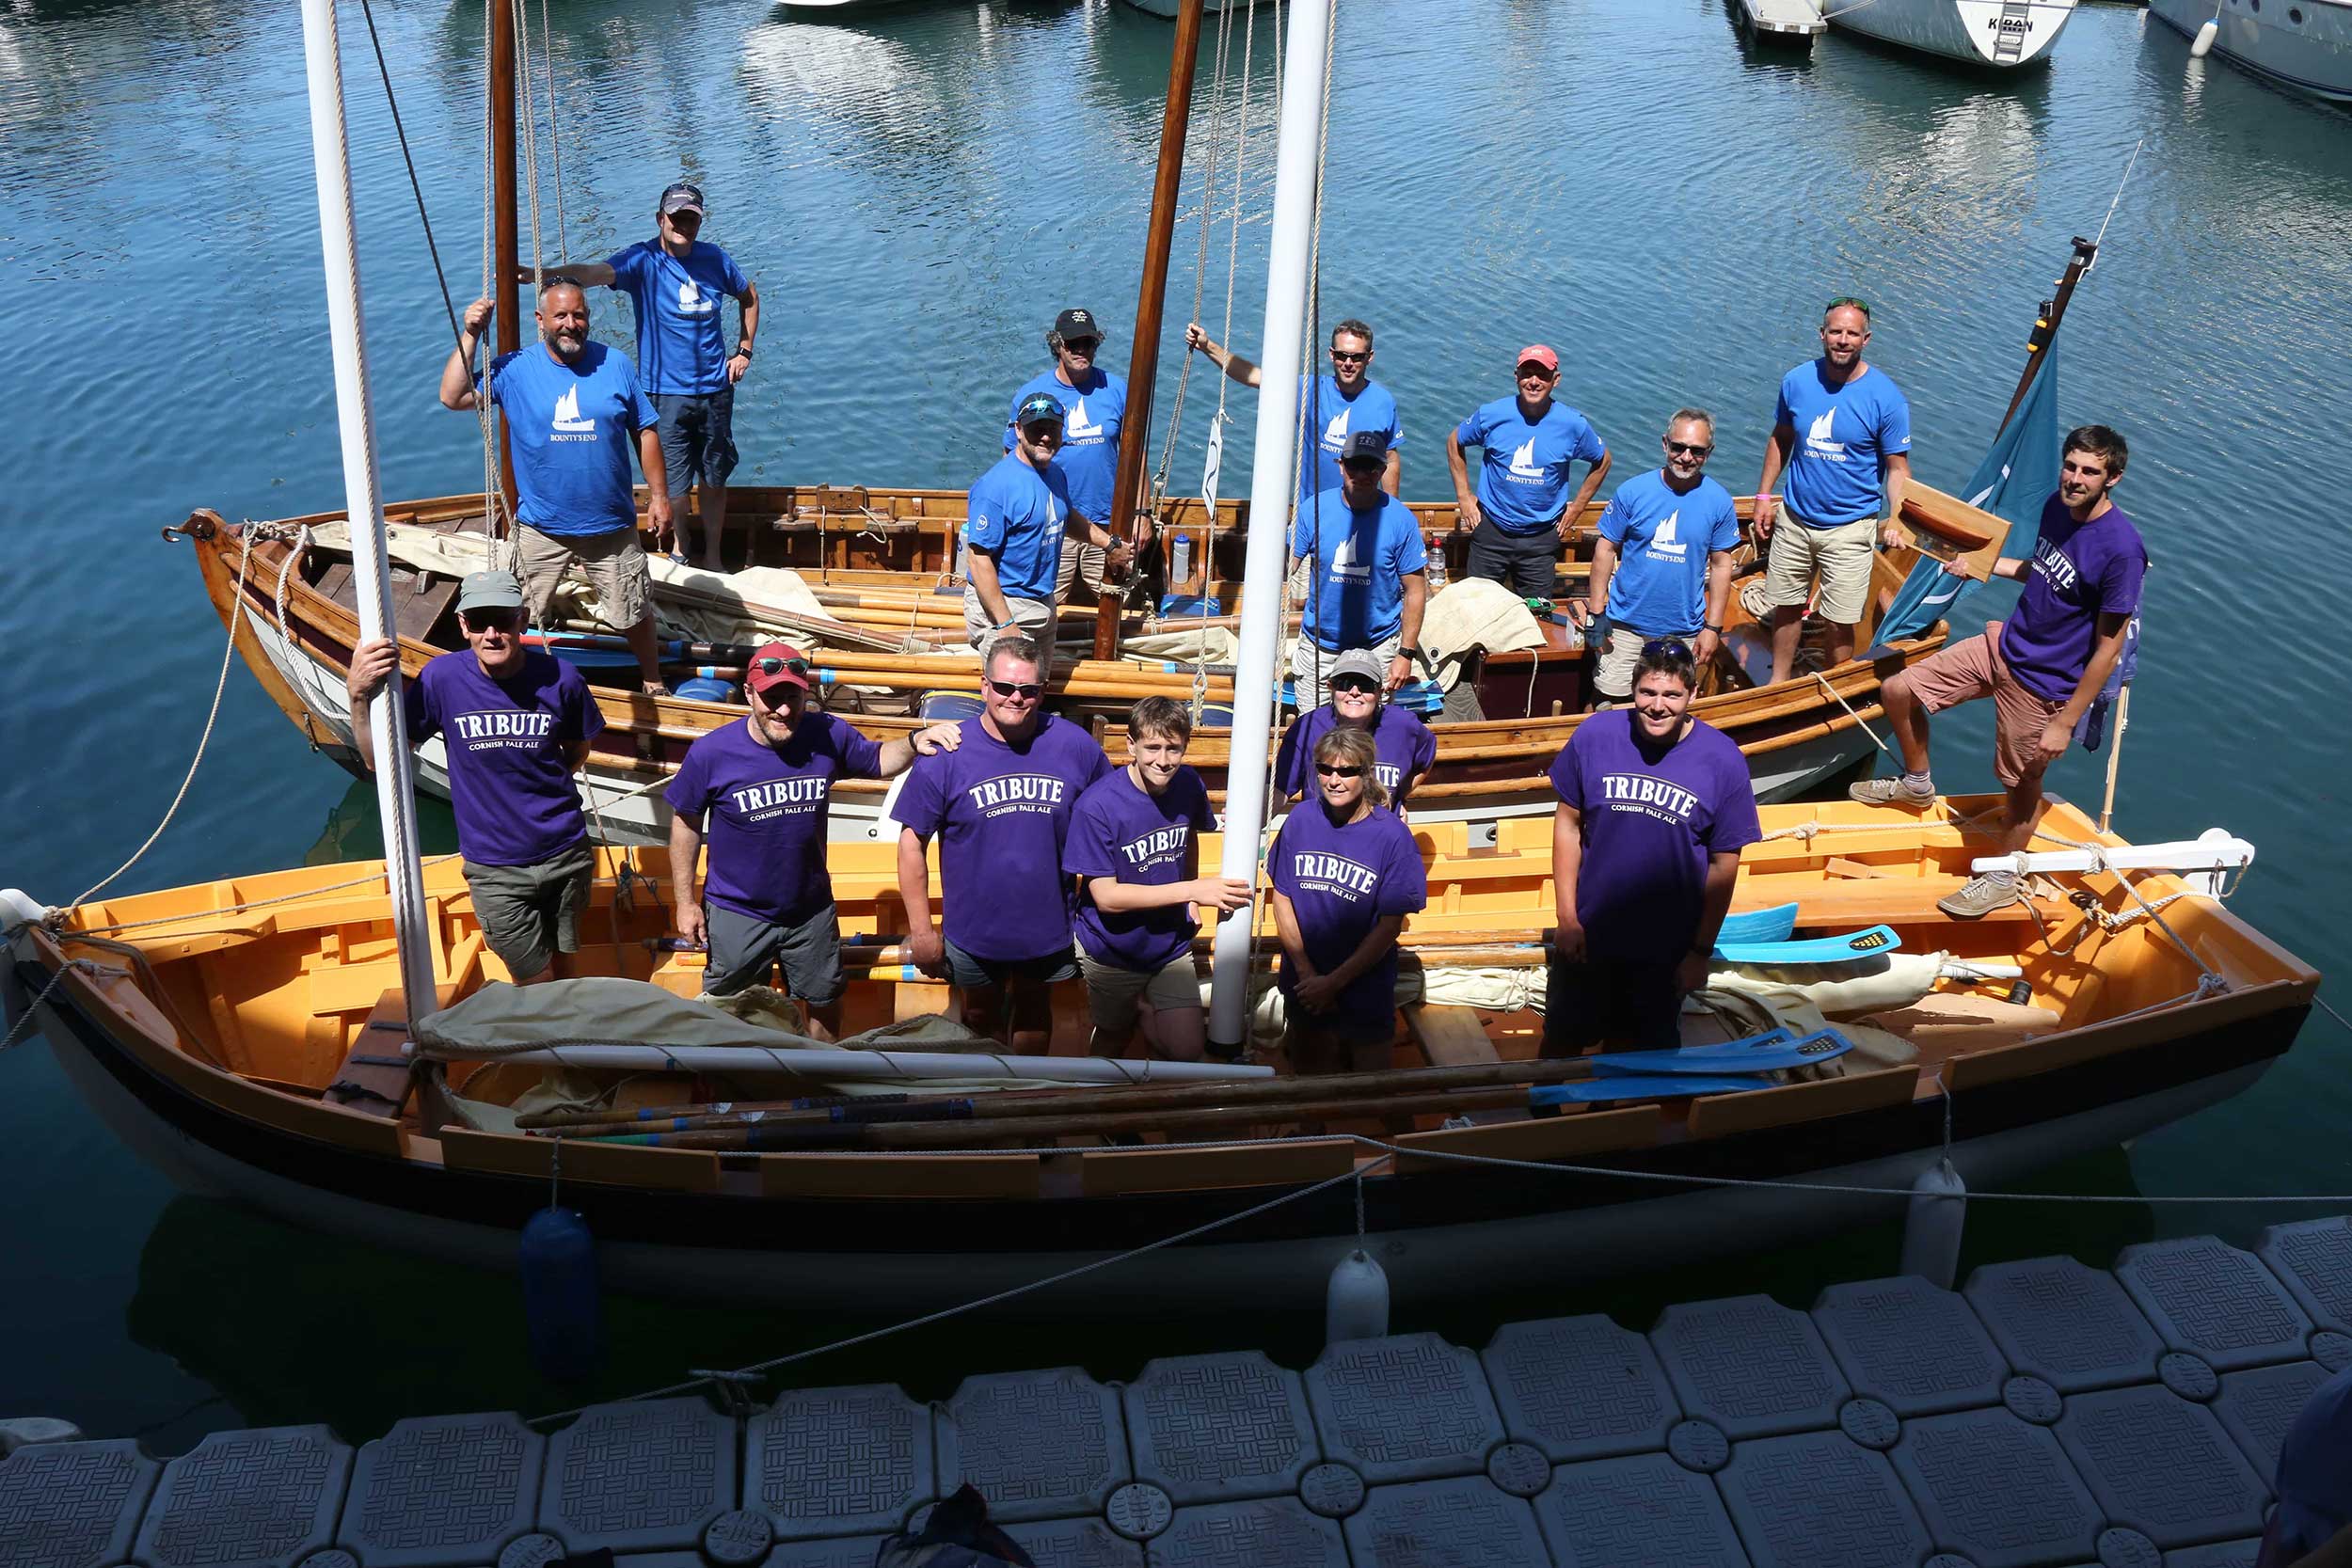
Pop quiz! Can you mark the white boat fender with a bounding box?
[2191,17,2220,59]
[0,889,56,937]
[518,1206,603,1385]
[1327,1249,1391,1346]
[1899,1159,1968,1291]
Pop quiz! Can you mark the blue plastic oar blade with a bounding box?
[1715,902,1801,946]
[1714,926,1903,965]
[1588,1028,1852,1077]
[1531,1073,1776,1106]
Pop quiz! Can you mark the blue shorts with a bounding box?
[653,387,739,494]
[942,937,1078,990]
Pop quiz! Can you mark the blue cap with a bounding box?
[1015,392,1065,430]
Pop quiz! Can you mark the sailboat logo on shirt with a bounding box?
[1328,533,1370,582]
[1507,437,1544,482]
[677,278,715,316]
[1647,508,1688,561]
[1322,406,1351,452]
[1805,406,1846,459]
[550,385,596,435]
[1065,398,1104,442]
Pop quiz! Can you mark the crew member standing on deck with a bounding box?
[564,182,759,573]
[1064,698,1252,1061]
[665,643,960,1037]
[440,283,671,696]
[1849,426,2148,920]
[1292,431,1430,709]
[1576,409,1741,707]
[346,570,605,986]
[895,636,1111,1054]
[1184,317,1404,498]
[1449,345,1613,603]
[1546,638,1760,1053]
[1753,297,1914,686]
[1005,308,1130,604]
[1274,649,1437,816]
[963,393,1134,676]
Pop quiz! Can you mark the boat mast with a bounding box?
[1098,0,1211,661]
[490,0,520,516]
[297,0,440,1016]
[1206,0,1334,1053]
[1994,235,2097,436]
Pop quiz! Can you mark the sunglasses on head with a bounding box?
[988,678,1044,700]
[1315,762,1365,778]
[1641,637,1692,660]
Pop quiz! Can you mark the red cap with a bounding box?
[745,641,812,697]
[1516,345,1559,373]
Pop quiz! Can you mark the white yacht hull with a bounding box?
[2151,0,2352,101]
[1830,0,2079,66]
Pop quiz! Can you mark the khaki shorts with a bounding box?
[1056,535,1109,602]
[1289,629,1400,712]
[464,841,595,979]
[1903,627,2068,787]
[1591,624,1653,698]
[1078,950,1202,1030]
[517,523,650,630]
[1764,512,1878,626]
[961,585,1059,677]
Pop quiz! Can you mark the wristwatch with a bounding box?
[734,342,754,358]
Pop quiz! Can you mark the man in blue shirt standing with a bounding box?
[1448,345,1613,603]
[1753,297,1913,686]
[963,392,1133,676]
[1291,431,1429,709]
[1184,316,1403,499]
[1005,308,1129,605]
[565,182,758,574]
[1575,409,1742,707]
[440,283,670,695]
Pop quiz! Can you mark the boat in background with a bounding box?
[1828,0,2080,66]
[1737,0,1830,48]
[2150,0,2352,103]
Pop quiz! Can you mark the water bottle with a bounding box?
[1424,533,1448,592]
[1169,531,1194,588]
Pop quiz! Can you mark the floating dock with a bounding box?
[1737,0,1828,45]
[11,1216,2351,1568]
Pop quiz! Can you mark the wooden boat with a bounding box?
[172,489,1947,846]
[1827,0,2079,65]
[6,797,2315,1310]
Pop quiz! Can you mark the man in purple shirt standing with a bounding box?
[1851,425,2149,919]
[666,642,958,1037]
[895,635,1111,1053]
[346,569,606,985]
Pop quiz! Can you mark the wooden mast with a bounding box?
[1994,235,2097,436]
[1096,0,1209,661]
[489,0,520,519]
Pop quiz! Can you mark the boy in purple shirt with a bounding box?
[1851,425,2149,919]
[1547,639,1760,1053]
[666,642,958,1037]
[1064,698,1253,1061]
[895,636,1111,1053]
[345,570,606,984]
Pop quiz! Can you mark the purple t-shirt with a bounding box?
[1064,766,1217,973]
[1999,495,2148,704]
[1274,705,1438,812]
[404,649,603,867]
[895,715,1110,961]
[666,713,883,924]
[1549,710,1760,963]
[1268,803,1427,1027]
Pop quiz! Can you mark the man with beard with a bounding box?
[440,282,672,695]
[1577,408,1741,707]
[1005,308,1136,604]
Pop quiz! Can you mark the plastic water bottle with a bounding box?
[1169,531,1193,588]
[1424,534,1448,591]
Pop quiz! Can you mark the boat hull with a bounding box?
[2151,0,2352,101]
[1830,0,2079,66]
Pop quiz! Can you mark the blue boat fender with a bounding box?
[518,1206,603,1383]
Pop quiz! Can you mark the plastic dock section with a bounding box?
[10,1217,2352,1568]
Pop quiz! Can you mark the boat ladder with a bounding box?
[1993,0,2034,62]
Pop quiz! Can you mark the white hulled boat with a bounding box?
[1829,0,2079,67]
[2151,0,2352,102]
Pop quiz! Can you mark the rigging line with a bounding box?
[355,0,460,346]
[1149,0,1234,502]
[2088,136,2145,267]
[538,0,568,258]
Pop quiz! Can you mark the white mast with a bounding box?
[1207,0,1335,1052]
[299,0,438,1015]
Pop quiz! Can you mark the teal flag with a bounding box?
[1873,344,2062,647]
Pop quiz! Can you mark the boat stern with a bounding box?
[1955,0,2078,66]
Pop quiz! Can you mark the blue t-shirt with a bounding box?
[404,649,603,867]
[605,240,752,397]
[485,342,658,538]
[1295,375,1403,499]
[1597,470,1743,637]
[1004,368,1127,524]
[1064,766,1217,974]
[665,713,883,925]
[1275,704,1438,813]
[1291,489,1428,652]
[1773,360,1913,526]
[1268,803,1427,1028]
[964,452,1074,605]
[1454,397,1608,533]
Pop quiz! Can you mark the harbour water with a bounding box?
[3,0,2349,1449]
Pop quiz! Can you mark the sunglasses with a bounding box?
[1315,763,1365,778]
[465,609,521,632]
[1665,440,1712,456]
[753,655,808,678]
[1329,349,1368,364]
[1341,462,1385,477]
[1330,677,1380,695]
[1825,295,1871,319]
[1641,637,1692,660]
[988,678,1045,700]
[1062,338,1101,355]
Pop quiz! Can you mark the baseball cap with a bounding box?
[1516,344,1559,374]
[745,641,812,698]
[1327,649,1386,688]
[1016,391,1066,430]
[659,182,706,216]
[1340,430,1390,467]
[455,569,525,615]
[1053,308,1101,341]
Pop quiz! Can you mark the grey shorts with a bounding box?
[652,387,739,495]
[1590,622,1702,698]
[1465,516,1564,602]
[1077,949,1202,1030]
[516,522,649,629]
[463,841,596,980]
[942,937,1078,990]
[703,899,845,1004]
[960,586,1059,675]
